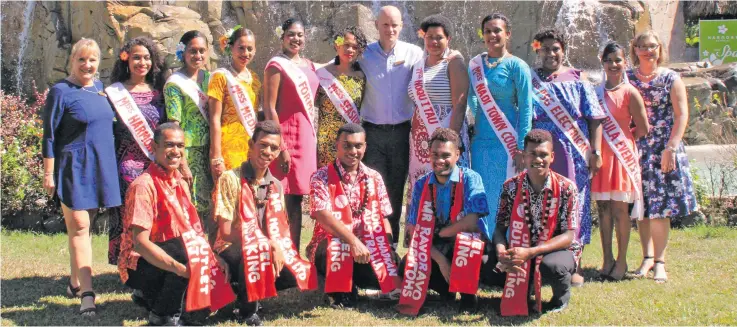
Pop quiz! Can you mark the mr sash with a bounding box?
[501,171,561,316]
[166,72,209,122]
[397,169,484,316]
[267,56,316,135]
[315,67,360,124]
[213,69,258,136]
[149,165,235,312]
[105,82,155,160]
[530,72,591,163]
[596,85,643,218]
[325,164,400,293]
[469,54,518,178]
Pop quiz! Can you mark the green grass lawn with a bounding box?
[2,223,736,326]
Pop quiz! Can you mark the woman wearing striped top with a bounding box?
[406,14,471,202]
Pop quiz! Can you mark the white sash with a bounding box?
[267,56,316,136]
[531,71,591,163]
[213,68,258,137]
[166,72,209,123]
[409,58,442,134]
[469,53,518,178]
[315,67,360,124]
[105,82,155,160]
[596,85,643,219]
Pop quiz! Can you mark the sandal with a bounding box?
[653,261,668,284]
[632,256,654,278]
[66,280,80,298]
[79,291,97,316]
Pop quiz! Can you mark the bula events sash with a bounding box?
[149,165,235,312]
[316,67,361,124]
[213,68,258,136]
[531,71,591,163]
[501,171,561,316]
[106,82,155,160]
[325,163,400,293]
[469,54,518,178]
[596,85,643,219]
[267,56,316,135]
[166,72,209,122]
[398,169,484,316]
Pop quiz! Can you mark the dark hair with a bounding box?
[111,36,165,91]
[420,14,453,38]
[154,122,184,144]
[180,30,208,48]
[280,18,304,40]
[533,28,566,52]
[252,120,282,142]
[601,41,626,62]
[333,26,368,71]
[336,123,365,141]
[523,129,553,149]
[481,12,511,32]
[229,26,254,46]
[429,128,461,149]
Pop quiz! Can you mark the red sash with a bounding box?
[150,165,235,312]
[325,164,400,293]
[263,189,318,291]
[238,179,277,302]
[501,172,560,316]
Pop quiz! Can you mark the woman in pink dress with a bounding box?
[263,18,319,249]
[591,42,649,281]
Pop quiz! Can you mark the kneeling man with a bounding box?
[213,121,317,325]
[118,123,235,326]
[490,129,580,315]
[306,123,402,309]
[397,128,489,315]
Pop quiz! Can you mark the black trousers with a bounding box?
[219,244,298,316]
[313,239,400,295]
[125,238,188,317]
[480,248,576,306]
[362,121,411,246]
[398,241,477,301]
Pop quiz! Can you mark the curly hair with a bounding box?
[533,28,567,52]
[333,26,368,70]
[111,36,165,91]
[429,127,461,150]
[253,120,282,142]
[481,12,511,33]
[420,14,453,38]
[523,129,553,149]
[336,123,365,141]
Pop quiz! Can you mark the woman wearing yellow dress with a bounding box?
[208,26,261,180]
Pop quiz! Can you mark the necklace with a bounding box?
[334,162,369,217]
[230,64,252,83]
[69,77,107,97]
[429,176,458,222]
[484,52,509,69]
[636,67,658,80]
[279,52,303,66]
[605,77,625,91]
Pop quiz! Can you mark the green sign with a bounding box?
[700,19,737,65]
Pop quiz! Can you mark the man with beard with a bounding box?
[486,129,580,315]
[397,128,489,315]
[212,120,317,325]
[306,123,401,308]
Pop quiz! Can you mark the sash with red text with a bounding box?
[267,56,316,135]
[596,85,643,218]
[262,187,318,291]
[149,165,235,312]
[105,82,155,160]
[500,171,560,316]
[469,54,518,178]
[239,179,278,302]
[213,68,258,137]
[166,72,209,122]
[316,67,361,124]
[408,58,442,167]
[447,170,485,294]
[530,71,591,163]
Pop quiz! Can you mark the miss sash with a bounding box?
[212,68,258,137]
[267,56,316,135]
[469,54,518,178]
[105,82,155,160]
[166,72,209,122]
[316,67,361,124]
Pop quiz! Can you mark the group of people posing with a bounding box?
[42,4,698,325]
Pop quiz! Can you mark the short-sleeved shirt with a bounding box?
[305,160,392,261]
[117,171,191,283]
[212,161,283,253]
[406,166,489,226]
[359,40,423,124]
[495,172,581,258]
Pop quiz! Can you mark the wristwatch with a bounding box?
[592,149,602,156]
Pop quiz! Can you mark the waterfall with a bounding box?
[15,0,36,95]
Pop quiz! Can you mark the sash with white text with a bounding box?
[267,56,316,135]
[166,72,209,122]
[106,82,155,160]
[239,179,278,302]
[316,67,361,124]
[447,170,484,294]
[213,68,258,137]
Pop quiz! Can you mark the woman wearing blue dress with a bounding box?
[42,38,121,316]
[468,13,533,239]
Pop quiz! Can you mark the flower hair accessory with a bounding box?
[175,42,186,61]
[220,25,243,56]
[417,29,425,39]
[275,26,284,38]
[477,28,484,40]
[334,36,345,47]
[531,40,542,51]
[119,50,129,61]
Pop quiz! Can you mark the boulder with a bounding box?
[683,76,713,118]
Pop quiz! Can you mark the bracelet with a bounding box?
[210,157,224,166]
[44,172,54,176]
[665,145,677,152]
